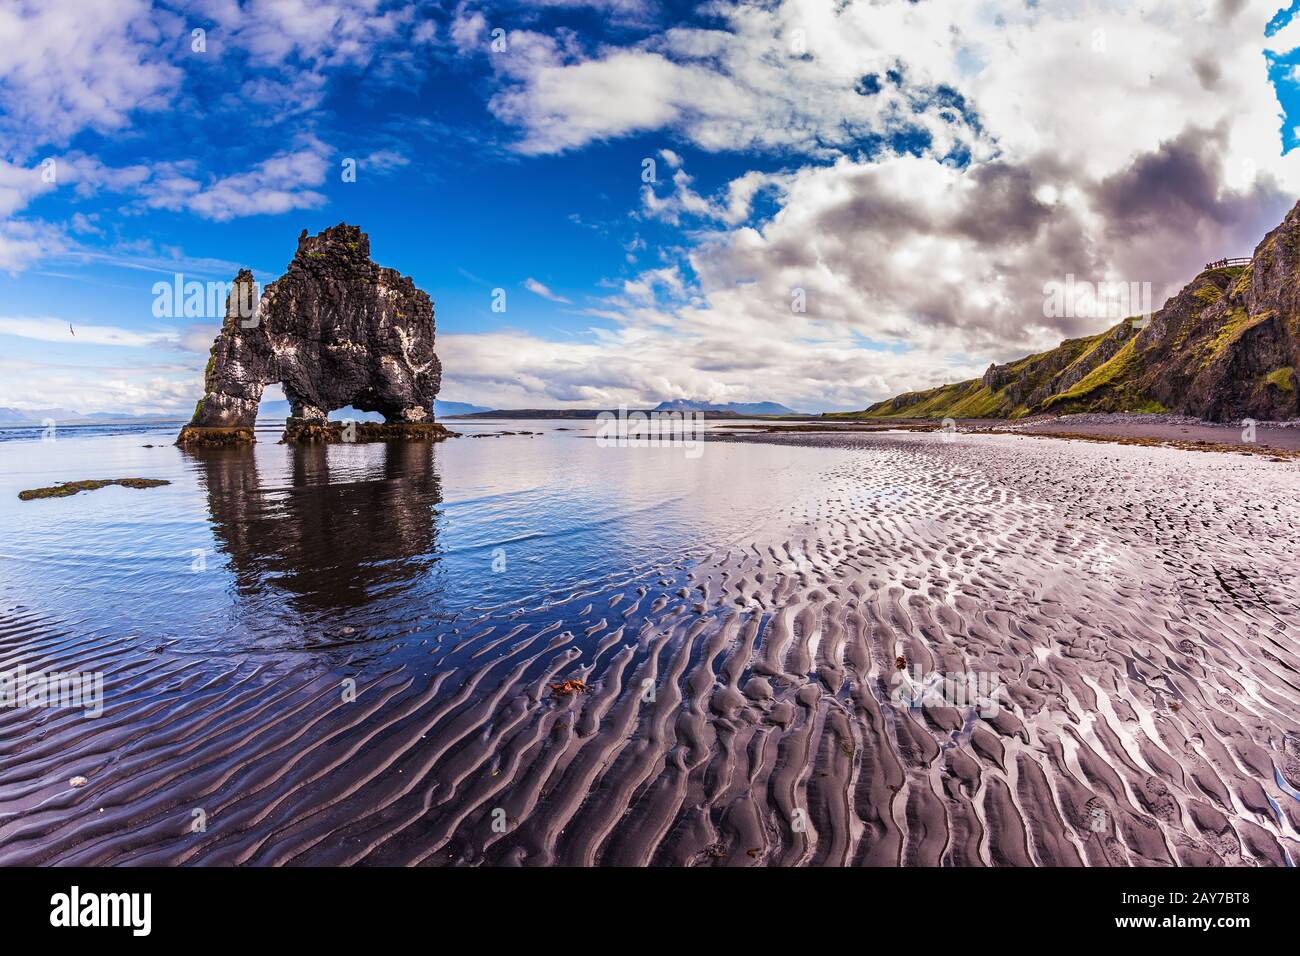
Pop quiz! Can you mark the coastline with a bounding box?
[717,412,1300,460]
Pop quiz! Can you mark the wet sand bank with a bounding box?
[2,431,1298,865]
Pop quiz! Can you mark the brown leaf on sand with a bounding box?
[895,655,907,670]
[549,679,588,699]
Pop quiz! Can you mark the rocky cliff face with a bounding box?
[182,224,442,436]
[844,200,1300,422]
[1133,206,1300,421]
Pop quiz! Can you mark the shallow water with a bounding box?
[0,420,849,652]
[3,425,1299,866]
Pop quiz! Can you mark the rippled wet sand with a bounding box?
[2,431,1298,865]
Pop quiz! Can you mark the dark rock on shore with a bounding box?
[280,420,460,444]
[174,425,256,447]
[180,224,442,444]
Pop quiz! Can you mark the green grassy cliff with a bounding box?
[832,201,1300,422]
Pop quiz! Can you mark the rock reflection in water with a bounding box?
[190,440,444,639]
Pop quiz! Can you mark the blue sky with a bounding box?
[3,0,1300,415]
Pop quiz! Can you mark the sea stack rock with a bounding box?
[177,224,451,445]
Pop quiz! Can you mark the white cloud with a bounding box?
[492,51,699,154]
[484,2,990,158]
[0,160,56,217]
[437,320,966,413]
[0,220,70,273]
[617,265,686,306]
[52,153,153,198]
[0,321,211,415]
[59,243,257,281]
[450,8,489,52]
[0,0,180,151]
[179,323,220,354]
[0,144,330,275]
[363,149,411,172]
[641,166,770,225]
[0,356,201,416]
[481,0,1300,187]
[140,141,331,221]
[523,277,573,303]
[0,316,178,348]
[69,213,103,236]
[236,72,330,114]
[192,0,419,69]
[458,0,1300,406]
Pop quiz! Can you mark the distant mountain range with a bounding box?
[434,400,493,416]
[835,200,1300,423]
[0,407,182,426]
[652,399,801,416]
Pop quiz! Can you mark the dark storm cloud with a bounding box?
[950,163,1051,243]
[1091,126,1233,231]
[1082,124,1291,304]
[1217,0,1249,24]
[1192,55,1223,91]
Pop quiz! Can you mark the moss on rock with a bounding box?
[1265,367,1295,392]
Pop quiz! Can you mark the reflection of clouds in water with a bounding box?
[1,425,860,653]
[187,430,859,648]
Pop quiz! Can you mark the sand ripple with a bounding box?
[3,432,1298,865]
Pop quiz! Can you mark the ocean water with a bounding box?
[0,420,848,653]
